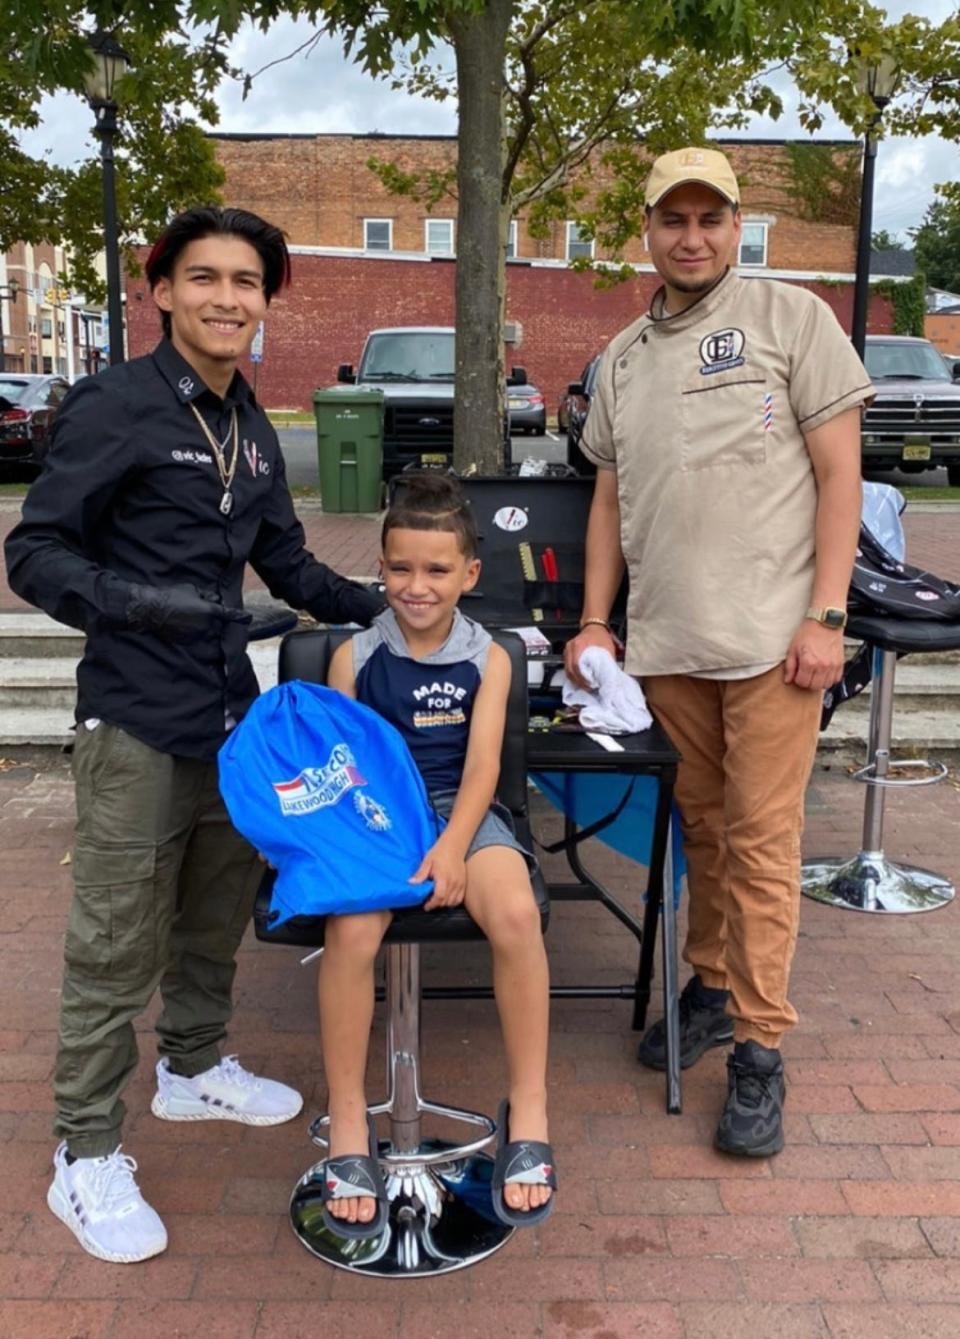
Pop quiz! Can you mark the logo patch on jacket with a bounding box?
[699,328,745,374]
[273,744,367,816]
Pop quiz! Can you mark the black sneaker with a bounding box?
[637,974,733,1071]
[714,1039,786,1158]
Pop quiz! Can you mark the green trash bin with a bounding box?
[312,386,384,513]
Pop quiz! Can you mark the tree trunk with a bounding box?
[449,0,513,475]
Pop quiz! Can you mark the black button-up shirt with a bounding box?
[5,339,381,759]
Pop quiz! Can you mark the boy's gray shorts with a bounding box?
[431,790,538,876]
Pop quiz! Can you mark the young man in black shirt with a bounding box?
[6,207,382,1264]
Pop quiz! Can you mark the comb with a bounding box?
[519,542,543,622]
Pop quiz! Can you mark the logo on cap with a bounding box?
[699,327,745,375]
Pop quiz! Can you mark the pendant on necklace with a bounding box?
[220,490,234,516]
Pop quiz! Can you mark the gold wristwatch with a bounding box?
[805,605,847,631]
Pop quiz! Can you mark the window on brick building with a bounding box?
[364,218,393,251]
[425,218,454,256]
[738,221,768,267]
[42,356,53,373]
[565,221,594,262]
[41,318,52,338]
[505,220,518,260]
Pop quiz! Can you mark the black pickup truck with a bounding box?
[861,335,960,484]
[337,326,523,479]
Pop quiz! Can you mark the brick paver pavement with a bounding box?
[1,493,959,1334]
[0,747,958,1337]
[2,501,959,613]
[0,503,385,613]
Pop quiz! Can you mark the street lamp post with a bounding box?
[0,279,20,374]
[81,31,131,367]
[850,53,900,361]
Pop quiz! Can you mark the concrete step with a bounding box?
[0,643,283,746]
[0,613,84,659]
[2,698,958,759]
[901,649,960,666]
[817,703,960,765]
[0,600,301,659]
[5,650,953,701]
[0,705,76,748]
[0,658,77,707]
[853,662,960,712]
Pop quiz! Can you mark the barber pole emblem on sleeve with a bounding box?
[763,393,773,432]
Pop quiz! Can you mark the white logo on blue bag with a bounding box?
[354,791,392,831]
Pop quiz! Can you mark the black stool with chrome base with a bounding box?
[802,613,957,915]
[254,627,548,1275]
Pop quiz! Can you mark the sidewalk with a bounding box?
[0,751,958,1336]
[0,504,384,614]
[0,498,958,1336]
[2,501,960,613]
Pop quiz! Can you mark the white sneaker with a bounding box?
[47,1142,167,1264]
[150,1055,303,1126]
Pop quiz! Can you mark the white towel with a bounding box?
[558,647,652,734]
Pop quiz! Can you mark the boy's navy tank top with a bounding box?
[353,608,491,794]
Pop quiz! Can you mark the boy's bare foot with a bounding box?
[503,1091,552,1215]
[326,1108,378,1226]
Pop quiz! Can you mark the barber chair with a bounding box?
[802,613,957,914]
[254,628,549,1275]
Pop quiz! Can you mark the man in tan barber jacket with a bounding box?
[564,146,873,1156]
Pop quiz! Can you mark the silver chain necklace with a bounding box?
[187,402,239,515]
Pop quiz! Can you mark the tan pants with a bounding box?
[643,666,821,1047]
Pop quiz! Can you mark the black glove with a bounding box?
[125,583,251,643]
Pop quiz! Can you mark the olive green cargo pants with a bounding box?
[55,722,262,1157]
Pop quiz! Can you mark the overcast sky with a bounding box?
[22,0,957,243]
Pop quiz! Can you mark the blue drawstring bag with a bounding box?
[218,681,442,924]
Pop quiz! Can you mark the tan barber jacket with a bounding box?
[581,269,873,677]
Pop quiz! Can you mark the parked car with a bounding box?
[0,374,70,473]
[507,381,546,435]
[559,355,601,474]
[861,335,960,485]
[337,326,524,477]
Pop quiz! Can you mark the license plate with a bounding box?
[420,453,448,464]
[508,398,524,409]
[902,436,931,461]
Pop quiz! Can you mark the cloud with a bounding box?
[216,21,456,137]
[15,12,953,243]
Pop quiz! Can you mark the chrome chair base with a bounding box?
[290,1140,514,1276]
[802,853,955,914]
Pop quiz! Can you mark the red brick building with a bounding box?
[126,133,893,412]
[927,311,960,356]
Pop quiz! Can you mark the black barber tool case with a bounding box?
[454,475,626,638]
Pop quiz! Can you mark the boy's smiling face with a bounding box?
[381,527,480,640]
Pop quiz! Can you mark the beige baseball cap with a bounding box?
[645,147,739,209]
